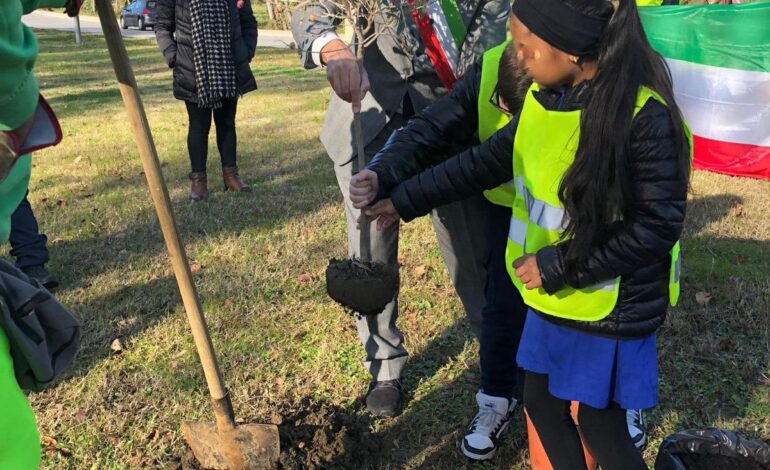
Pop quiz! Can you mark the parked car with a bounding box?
[120,0,157,31]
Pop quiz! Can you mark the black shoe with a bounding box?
[22,265,59,290]
[365,379,403,418]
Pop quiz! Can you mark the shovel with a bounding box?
[95,1,279,467]
[325,106,398,316]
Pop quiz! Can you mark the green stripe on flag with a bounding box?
[440,0,467,49]
[640,3,770,73]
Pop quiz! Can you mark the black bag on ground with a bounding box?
[655,429,770,470]
[0,260,80,392]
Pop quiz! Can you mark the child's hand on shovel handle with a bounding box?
[350,169,379,208]
[513,254,543,290]
[357,199,400,231]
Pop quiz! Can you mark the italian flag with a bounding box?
[640,3,770,180]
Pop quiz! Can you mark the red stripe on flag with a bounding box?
[408,6,457,90]
[693,135,770,181]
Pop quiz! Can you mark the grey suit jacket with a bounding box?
[291,0,510,165]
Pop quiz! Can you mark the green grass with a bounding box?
[21,31,770,469]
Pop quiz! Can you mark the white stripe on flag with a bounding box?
[426,1,460,76]
[667,58,770,147]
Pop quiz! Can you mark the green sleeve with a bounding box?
[0,1,67,130]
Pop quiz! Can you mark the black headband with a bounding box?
[512,0,610,57]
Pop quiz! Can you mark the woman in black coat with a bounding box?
[155,0,257,200]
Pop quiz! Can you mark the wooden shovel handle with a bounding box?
[94,0,230,409]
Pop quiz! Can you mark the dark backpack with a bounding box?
[0,260,80,392]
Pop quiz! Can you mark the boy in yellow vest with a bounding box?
[350,42,529,461]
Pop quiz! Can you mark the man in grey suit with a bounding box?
[291,0,510,418]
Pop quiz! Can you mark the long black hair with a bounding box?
[558,0,690,261]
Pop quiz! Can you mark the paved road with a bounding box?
[23,10,296,48]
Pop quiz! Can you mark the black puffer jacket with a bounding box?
[371,84,688,338]
[368,60,488,193]
[155,0,258,103]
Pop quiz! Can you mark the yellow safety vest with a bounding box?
[477,41,516,208]
[505,84,686,322]
[636,0,664,6]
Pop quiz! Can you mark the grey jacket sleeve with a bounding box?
[290,1,342,70]
[155,0,177,68]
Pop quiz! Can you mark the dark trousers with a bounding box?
[480,199,527,400]
[524,372,646,470]
[185,98,238,173]
[9,193,49,269]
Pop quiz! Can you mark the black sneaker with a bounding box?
[365,379,403,418]
[22,265,59,290]
[460,391,516,461]
[627,408,647,450]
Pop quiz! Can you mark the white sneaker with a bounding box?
[460,391,517,461]
[626,408,647,450]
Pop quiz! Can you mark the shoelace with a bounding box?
[470,407,506,436]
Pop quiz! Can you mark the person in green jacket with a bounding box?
[0,1,80,467]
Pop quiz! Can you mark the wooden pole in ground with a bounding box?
[74,15,82,45]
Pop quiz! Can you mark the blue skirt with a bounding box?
[516,310,658,410]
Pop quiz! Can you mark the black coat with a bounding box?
[155,0,258,103]
[369,84,688,338]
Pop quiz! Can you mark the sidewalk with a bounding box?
[23,10,295,48]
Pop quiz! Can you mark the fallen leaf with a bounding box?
[56,199,67,207]
[223,298,234,309]
[74,156,83,164]
[42,436,57,449]
[298,442,306,449]
[413,265,429,278]
[695,291,712,307]
[190,263,202,273]
[275,377,285,388]
[51,237,64,246]
[146,430,159,443]
[737,255,748,264]
[110,338,124,353]
[732,205,744,217]
[297,272,315,283]
[397,256,406,266]
[718,338,735,352]
[74,410,87,422]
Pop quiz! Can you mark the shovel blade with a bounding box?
[182,420,279,470]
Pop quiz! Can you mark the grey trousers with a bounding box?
[333,116,487,382]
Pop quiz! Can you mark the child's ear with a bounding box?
[499,98,510,113]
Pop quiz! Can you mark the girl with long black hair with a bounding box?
[352,0,690,467]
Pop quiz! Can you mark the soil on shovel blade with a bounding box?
[326,258,398,315]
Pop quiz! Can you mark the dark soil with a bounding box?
[179,399,386,470]
[678,454,770,470]
[276,398,384,469]
[326,258,398,316]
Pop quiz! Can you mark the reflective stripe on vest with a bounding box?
[477,41,516,208]
[505,84,688,322]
